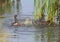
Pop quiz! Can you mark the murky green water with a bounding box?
[0,0,60,42]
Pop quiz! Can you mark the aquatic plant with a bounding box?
[57,0,60,24]
[34,0,58,24]
[46,0,58,23]
[34,0,46,21]
[0,0,13,15]
[16,0,21,14]
[34,0,40,21]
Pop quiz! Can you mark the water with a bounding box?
[0,0,60,42]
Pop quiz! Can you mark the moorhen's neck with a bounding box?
[14,15,18,23]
